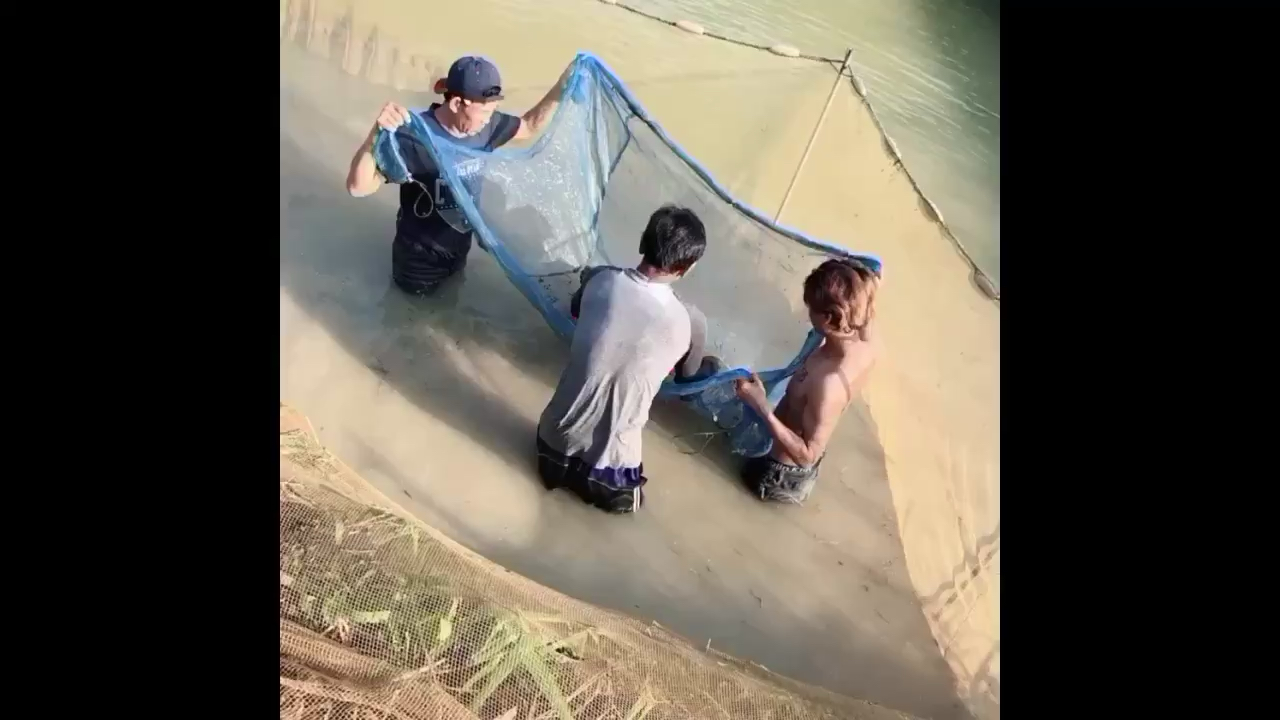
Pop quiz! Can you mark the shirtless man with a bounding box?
[735,258,879,504]
[537,205,709,514]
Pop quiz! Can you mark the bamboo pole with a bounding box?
[774,48,854,223]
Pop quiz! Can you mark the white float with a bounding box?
[884,136,901,161]
[926,198,945,224]
[974,272,999,299]
[675,20,706,35]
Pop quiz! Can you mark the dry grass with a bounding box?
[280,458,666,720]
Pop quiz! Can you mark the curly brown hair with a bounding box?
[803,258,879,339]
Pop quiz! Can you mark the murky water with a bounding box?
[281,1,999,716]
[284,0,999,284]
[627,0,1001,285]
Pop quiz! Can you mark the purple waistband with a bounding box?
[586,464,645,489]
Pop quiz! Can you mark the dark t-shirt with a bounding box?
[391,105,521,256]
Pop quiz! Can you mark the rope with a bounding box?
[595,0,1001,304]
[843,73,1001,302]
[598,0,841,63]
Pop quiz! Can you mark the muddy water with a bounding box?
[280,1,998,719]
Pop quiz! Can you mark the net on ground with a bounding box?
[279,404,915,720]
[372,52,882,458]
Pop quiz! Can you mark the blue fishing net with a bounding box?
[373,52,882,457]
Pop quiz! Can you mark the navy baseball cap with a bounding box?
[437,56,504,102]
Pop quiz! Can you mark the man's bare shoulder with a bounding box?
[809,343,876,406]
[813,362,855,401]
[790,356,841,401]
[840,341,877,397]
[848,338,878,371]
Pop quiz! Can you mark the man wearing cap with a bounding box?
[346,56,572,296]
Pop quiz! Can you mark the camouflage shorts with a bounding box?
[741,455,822,504]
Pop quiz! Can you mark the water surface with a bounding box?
[628,0,1001,285]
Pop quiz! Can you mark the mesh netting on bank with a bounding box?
[279,405,914,720]
[372,52,883,459]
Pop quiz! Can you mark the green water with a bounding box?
[632,0,1000,286]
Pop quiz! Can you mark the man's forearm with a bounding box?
[520,65,574,138]
[521,87,561,137]
[752,402,818,466]
[346,128,384,197]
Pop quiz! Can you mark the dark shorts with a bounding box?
[535,434,646,514]
[742,455,822,504]
[391,232,472,296]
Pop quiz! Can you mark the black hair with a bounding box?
[638,205,707,273]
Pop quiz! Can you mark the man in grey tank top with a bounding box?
[537,205,710,513]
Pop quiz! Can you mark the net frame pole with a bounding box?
[773,48,854,223]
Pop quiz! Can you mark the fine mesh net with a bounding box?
[279,404,916,720]
[372,52,883,457]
